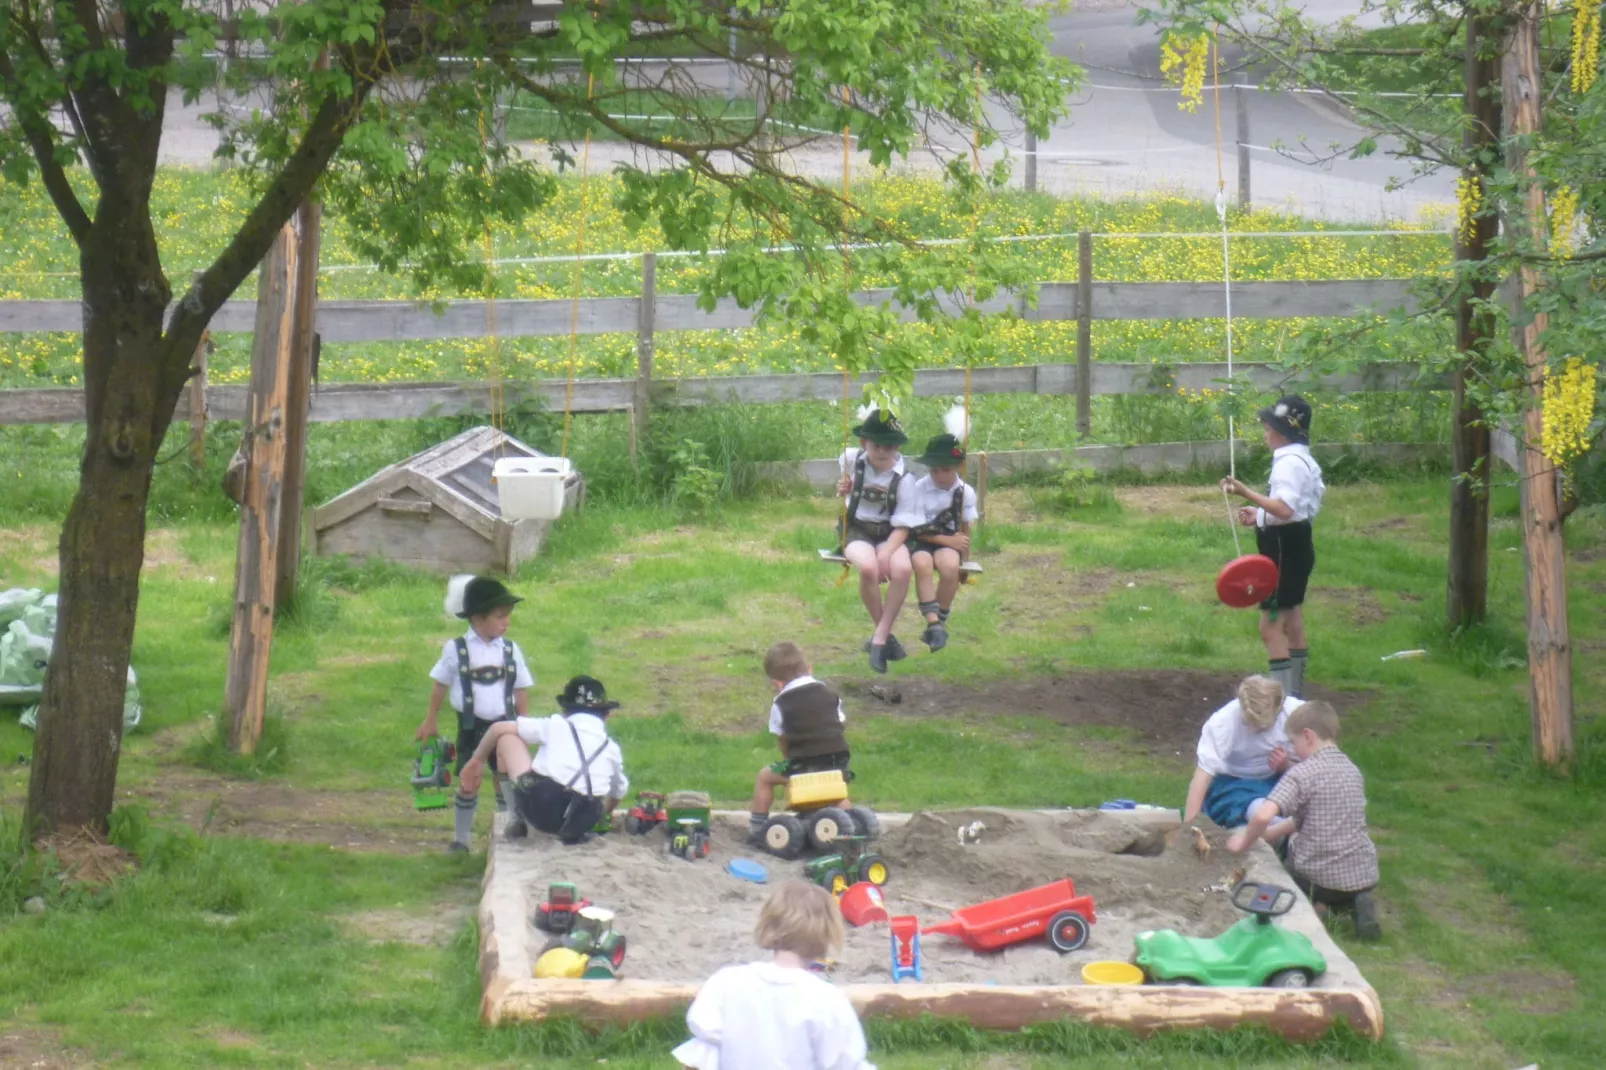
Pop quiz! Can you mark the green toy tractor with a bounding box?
[803,835,889,895]
[1133,881,1328,988]
[411,736,456,811]
[561,906,627,971]
[664,790,712,861]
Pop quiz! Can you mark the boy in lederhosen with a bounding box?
[416,575,533,852]
[891,434,979,653]
[747,642,854,847]
[459,675,629,847]
[835,409,914,674]
[1221,395,1326,698]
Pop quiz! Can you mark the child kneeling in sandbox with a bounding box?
[458,675,629,847]
[1227,700,1382,940]
[891,433,978,652]
[747,641,854,848]
[674,880,875,1070]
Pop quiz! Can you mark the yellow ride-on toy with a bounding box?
[759,770,880,861]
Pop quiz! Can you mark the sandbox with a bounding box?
[478,808,1383,1041]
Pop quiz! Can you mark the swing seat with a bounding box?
[492,456,572,520]
[817,548,982,576]
[1216,554,1279,609]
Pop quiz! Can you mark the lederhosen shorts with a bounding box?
[840,455,903,550]
[1257,520,1315,611]
[909,486,966,559]
[512,773,603,843]
[767,749,853,779]
[455,718,513,775]
[452,637,518,774]
[841,517,896,548]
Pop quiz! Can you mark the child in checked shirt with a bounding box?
[1227,700,1381,940]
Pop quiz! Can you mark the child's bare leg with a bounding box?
[493,731,535,779]
[873,543,912,645]
[1258,610,1290,660]
[934,547,962,611]
[843,541,884,626]
[749,767,790,840]
[912,551,938,610]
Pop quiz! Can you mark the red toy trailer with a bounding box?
[922,878,1096,953]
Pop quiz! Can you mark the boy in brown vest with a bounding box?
[747,641,854,846]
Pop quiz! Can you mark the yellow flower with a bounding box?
[1572,3,1600,95]
[1455,174,1483,246]
[1551,185,1580,258]
[1541,357,1598,467]
[1160,33,1211,114]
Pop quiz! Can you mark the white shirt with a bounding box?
[768,675,847,736]
[890,474,978,532]
[672,961,876,1070]
[1258,444,1325,527]
[839,448,906,525]
[1195,697,1302,779]
[515,711,628,799]
[428,630,534,721]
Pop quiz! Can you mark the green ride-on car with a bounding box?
[1133,881,1328,988]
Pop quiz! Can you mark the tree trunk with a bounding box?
[1502,3,1573,770]
[1445,6,1502,630]
[26,226,186,833]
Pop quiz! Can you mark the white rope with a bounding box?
[1218,187,1237,481]
[1223,483,1243,556]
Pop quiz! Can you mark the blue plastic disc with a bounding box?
[726,858,768,884]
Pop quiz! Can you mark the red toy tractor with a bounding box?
[534,882,591,934]
[623,791,668,835]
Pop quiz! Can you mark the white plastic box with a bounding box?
[492,456,572,521]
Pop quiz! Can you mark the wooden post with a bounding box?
[634,252,655,453]
[188,332,210,467]
[274,199,321,609]
[1446,11,1500,630]
[1502,4,1573,770]
[1235,86,1251,211]
[1024,129,1037,193]
[226,224,299,755]
[1075,229,1093,437]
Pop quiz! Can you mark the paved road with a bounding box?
[155,1,1452,224]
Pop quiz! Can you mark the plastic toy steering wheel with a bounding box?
[1231,881,1297,918]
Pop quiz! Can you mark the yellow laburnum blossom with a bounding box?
[1456,173,1483,245]
[1160,33,1211,114]
[1551,185,1580,258]
[1572,3,1601,95]
[1541,357,1598,467]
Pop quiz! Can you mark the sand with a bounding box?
[497,807,1304,987]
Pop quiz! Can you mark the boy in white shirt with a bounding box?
[1221,395,1326,698]
[673,880,875,1070]
[416,575,533,853]
[890,434,979,653]
[834,409,914,674]
[458,675,629,847]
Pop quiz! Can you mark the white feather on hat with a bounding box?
[855,401,877,421]
[943,397,969,440]
[445,574,474,619]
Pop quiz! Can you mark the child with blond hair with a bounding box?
[673,881,875,1070]
[1183,675,1303,829]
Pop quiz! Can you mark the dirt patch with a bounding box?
[1114,485,1224,523]
[0,1028,94,1070]
[838,669,1362,759]
[1464,969,1579,1015]
[342,903,472,946]
[993,556,1114,632]
[35,828,137,887]
[1309,586,1388,626]
[499,809,1303,987]
[1363,517,1411,535]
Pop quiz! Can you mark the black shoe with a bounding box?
[561,832,595,847]
[446,840,470,854]
[922,620,948,652]
[504,816,529,840]
[1352,891,1382,941]
[868,643,889,674]
[885,635,908,661]
[746,827,770,849]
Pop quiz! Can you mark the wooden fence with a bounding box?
[0,261,1420,428]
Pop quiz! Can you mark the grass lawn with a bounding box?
[2,467,1604,1068]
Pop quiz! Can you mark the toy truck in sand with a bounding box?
[757,770,880,860]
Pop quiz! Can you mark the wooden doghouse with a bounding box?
[311,426,583,574]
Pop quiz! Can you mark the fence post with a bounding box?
[1236,86,1251,211]
[1075,229,1092,437]
[275,198,321,609]
[188,332,210,467]
[635,252,655,453]
[1024,129,1037,193]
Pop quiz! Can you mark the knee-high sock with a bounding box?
[1289,648,1308,698]
[493,773,511,813]
[453,791,477,846]
[1268,657,1295,701]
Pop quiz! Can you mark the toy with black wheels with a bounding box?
[761,814,807,860]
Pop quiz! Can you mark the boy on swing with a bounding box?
[891,433,978,652]
[1221,395,1325,699]
[835,409,914,674]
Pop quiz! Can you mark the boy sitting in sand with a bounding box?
[674,880,875,1070]
[835,409,914,674]
[747,642,853,848]
[890,433,979,652]
[1227,700,1381,940]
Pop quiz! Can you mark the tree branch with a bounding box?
[0,51,92,243]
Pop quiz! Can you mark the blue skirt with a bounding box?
[1202,773,1279,828]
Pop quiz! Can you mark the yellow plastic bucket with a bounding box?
[1081,961,1145,985]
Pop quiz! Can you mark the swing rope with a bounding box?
[560,68,597,462]
[477,96,506,459]
[835,86,854,583]
[1210,29,1237,482]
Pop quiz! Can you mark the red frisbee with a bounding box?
[1216,555,1280,608]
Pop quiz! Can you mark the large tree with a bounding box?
[2,0,1072,832]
